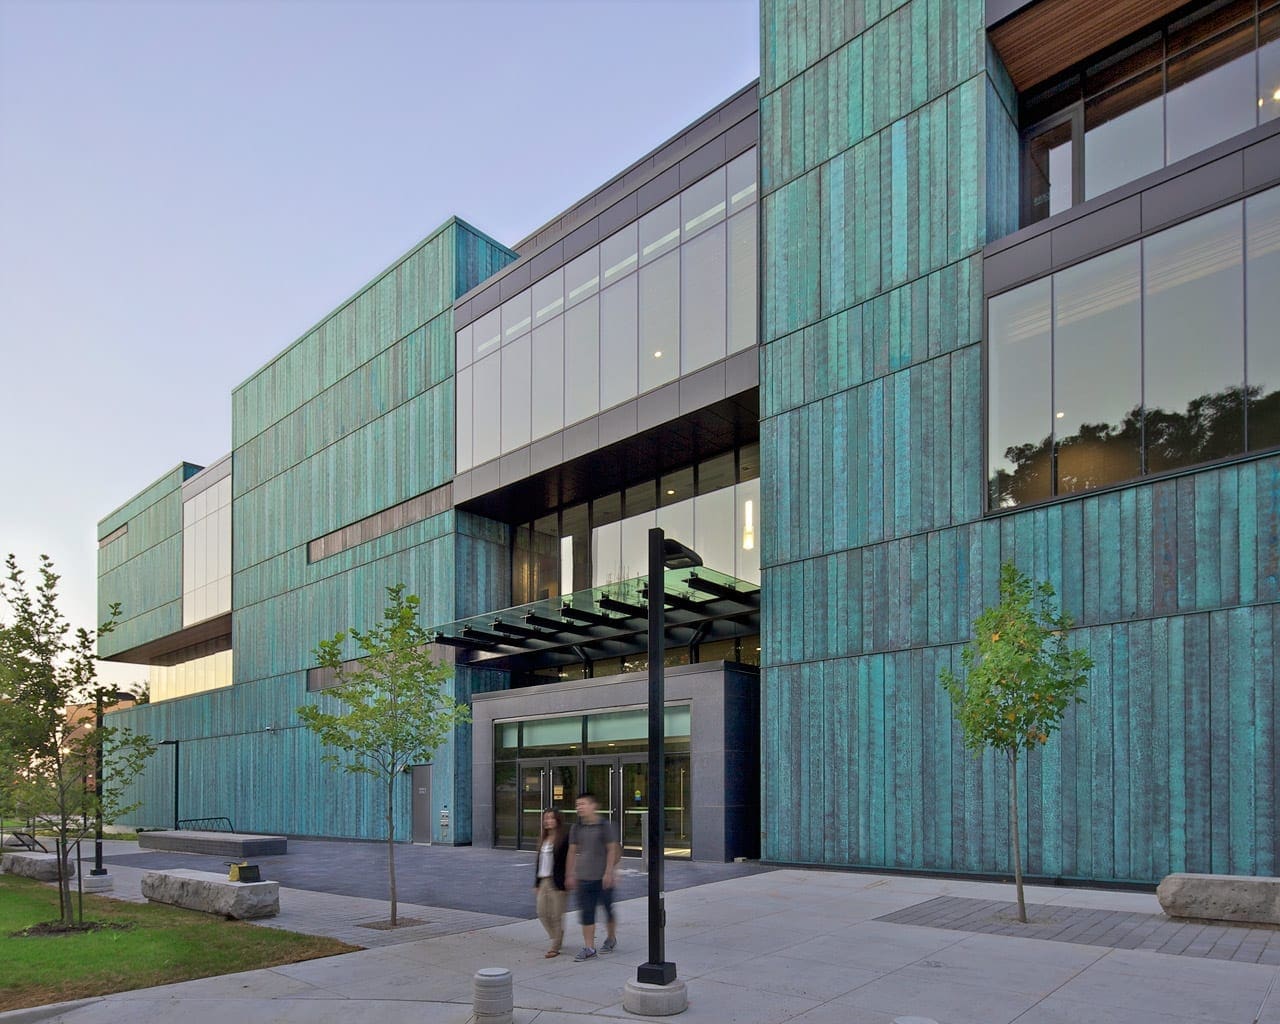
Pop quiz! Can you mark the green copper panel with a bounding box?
[97,463,201,658]
[760,0,1279,883]
[103,215,518,842]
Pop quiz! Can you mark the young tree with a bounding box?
[940,561,1093,923]
[297,584,469,926]
[0,554,156,928]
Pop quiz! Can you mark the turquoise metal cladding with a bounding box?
[759,0,1279,882]
[107,217,517,842]
[97,463,202,658]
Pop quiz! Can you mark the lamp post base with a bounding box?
[623,977,687,1016]
[637,961,677,986]
[81,873,114,893]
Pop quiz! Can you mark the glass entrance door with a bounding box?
[518,760,580,849]
[620,757,648,857]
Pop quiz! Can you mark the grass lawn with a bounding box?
[0,875,359,1012]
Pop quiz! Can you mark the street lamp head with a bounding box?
[662,538,702,569]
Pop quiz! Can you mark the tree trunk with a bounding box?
[56,837,74,926]
[1010,750,1027,923]
[386,774,398,926]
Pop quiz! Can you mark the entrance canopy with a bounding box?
[427,566,760,672]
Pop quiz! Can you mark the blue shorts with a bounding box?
[577,877,615,926]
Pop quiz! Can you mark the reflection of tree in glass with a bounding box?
[989,384,1278,508]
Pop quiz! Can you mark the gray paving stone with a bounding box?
[876,893,1278,967]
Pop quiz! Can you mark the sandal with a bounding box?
[544,949,560,958]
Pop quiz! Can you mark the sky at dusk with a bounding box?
[0,0,760,689]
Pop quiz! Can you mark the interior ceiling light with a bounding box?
[666,489,676,495]
[653,350,663,358]
[1055,411,1065,419]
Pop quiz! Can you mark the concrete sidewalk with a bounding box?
[7,861,1279,1024]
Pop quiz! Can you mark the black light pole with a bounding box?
[159,740,179,830]
[637,528,700,988]
[91,688,131,875]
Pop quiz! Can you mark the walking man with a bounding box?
[566,791,621,961]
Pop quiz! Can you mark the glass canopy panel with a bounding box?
[427,564,761,671]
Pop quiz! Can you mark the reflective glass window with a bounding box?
[698,451,736,493]
[1143,203,1244,473]
[599,275,638,410]
[1052,244,1142,494]
[681,167,726,240]
[1024,119,1074,224]
[1165,20,1256,164]
[639,197,679,264]
[472,351,502,466]
[1084,67,1164,200]
[474,309,502,360]
[521,716,583,757]
[531,317,565,441]
[694,484,735,576]
[624,480,656,517]
[561,503,590,593]
[591,518,622,587]
[657,495,695,552]
[456,365,473,472]
[182,477,232,627]
[601,222,638,285]
[593,491,622,528]
[660,466,693,506]
[1262,7,1280,124]
[727,211,758,353]
[530,514,560,602]
[1247,188,1280,451]
[502,290,532,343]
[619,509,655,582]
[735,477,761,583]
[639,251,680,393]
[565,247,600,308]
[456,323,473,370]
[501,334,532,452]
[988,278,1052,508]
[495,722,519,760]
[532,268,564,326]
[494,763,517,848]
[564,296,600,425]
[591,492,622,587]
[681,223,727,372]
[739,442,760,482]
[726,148,758,213]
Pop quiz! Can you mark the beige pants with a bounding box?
[536,877,566,950]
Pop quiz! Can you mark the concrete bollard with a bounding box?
[473,966,513,1024]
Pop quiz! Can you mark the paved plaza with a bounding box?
[3,841,1278,1024]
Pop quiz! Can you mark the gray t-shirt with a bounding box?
[569,818,617,881]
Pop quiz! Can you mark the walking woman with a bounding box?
[534,808,569,957]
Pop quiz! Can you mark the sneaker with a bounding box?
[601,937,616,953]
[573,947,597,962]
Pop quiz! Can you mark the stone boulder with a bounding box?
[1157,873,1280,926]
[141,868,279,919]
[1,852,75,881]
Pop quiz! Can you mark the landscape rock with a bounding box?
[1,852,75,881]
[1157,873,1280,926]
[141,868,279,919]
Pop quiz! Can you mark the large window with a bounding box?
[182,475,231,627]
[511,444,761,603]
[1021,2,1280,226]
[988,184,1280,510]
[456,149,758,473]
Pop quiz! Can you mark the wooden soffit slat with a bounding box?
[990,0,1187,92]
